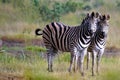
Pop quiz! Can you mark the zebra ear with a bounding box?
[84,13,89,19]
[91,12,95,18]
[102,14,106,20]
[99,15,103,20]
[106,15,110,20]
[96,12,99,18]
[87,13,89,17]
[82,19,85,24]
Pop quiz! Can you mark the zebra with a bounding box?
[35,12,99,76]
[86,14,110,76]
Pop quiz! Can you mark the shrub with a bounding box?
[116,1,120,7]
[82,4,92,11]
[39,0,82,22]
[93,0,104,8]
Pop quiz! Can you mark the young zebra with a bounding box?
[87,14,110,76]
[35,12,99,76]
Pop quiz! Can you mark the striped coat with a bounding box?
[87,14,110,76]
[43,22,93,52]
[36,12,99,76]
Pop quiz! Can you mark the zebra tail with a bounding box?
[35,28,42,36]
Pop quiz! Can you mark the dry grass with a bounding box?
[0,6,120,48]
[106,11,120,48]
[0,22,38,36]
[0,52,120,80]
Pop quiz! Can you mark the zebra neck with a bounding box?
[95,33,106,49]
[77,25,91,48]
[81,25,91,39]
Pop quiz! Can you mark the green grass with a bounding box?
[0,51,120,80]
[25,45,46,52]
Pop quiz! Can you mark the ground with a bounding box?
[0,37,120,80]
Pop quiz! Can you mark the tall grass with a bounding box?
[0,51,120,80]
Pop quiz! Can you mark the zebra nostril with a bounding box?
[101,32,104,35]
[100,32,106,38]
[90,29,94,33]
[88,30,94,36]
[90,30,93,32]
[93,27,96,32]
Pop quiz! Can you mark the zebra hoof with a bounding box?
[68,70,71,73]
[92,73,95,76]
[73,68,75,72]
[81,72,84,76]
[47,68,53,72]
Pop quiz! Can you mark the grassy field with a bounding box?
[0,51,120,80]
[0,0,120,80]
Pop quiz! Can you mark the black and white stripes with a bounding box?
[36,12,99,76]
[87,14,110,76]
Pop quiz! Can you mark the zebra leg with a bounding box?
[96,49,104,75]
[79,49,87,76]
[86,52,91,70]
[77,55,80,71]
[92,51,97,76]
[73,54,79,72]
[47,52,53,72]
[73,55,76,72]
[75,54,79,72]
[68,53,74,73]
[47,49,57,72]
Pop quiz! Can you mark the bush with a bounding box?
[1,0,10,3]
[93,0,104,8]
[84,0,91,2]
[39,0,82,22]
[0,0,84,22]
[82,4,92,11]
[64,0,78,13]
[39,5,51,21]
[116,1,120,7]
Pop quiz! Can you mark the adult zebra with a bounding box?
[35,12,99,76]
[87,14,110,76]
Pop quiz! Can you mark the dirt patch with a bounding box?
[0,73,24,80]
[1,37,120,57]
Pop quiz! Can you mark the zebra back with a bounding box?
[43,22,78,52]
[42,12,99,52]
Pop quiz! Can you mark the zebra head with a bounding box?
[82,12,99,36]
[97,14,110,38]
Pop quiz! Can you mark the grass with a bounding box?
[0,51,120,80]
[25,45,46,52]
[1,8,120,48]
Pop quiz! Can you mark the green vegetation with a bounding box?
[0,0,120,48]
[25,45,46,52]
[0,51,120,80]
